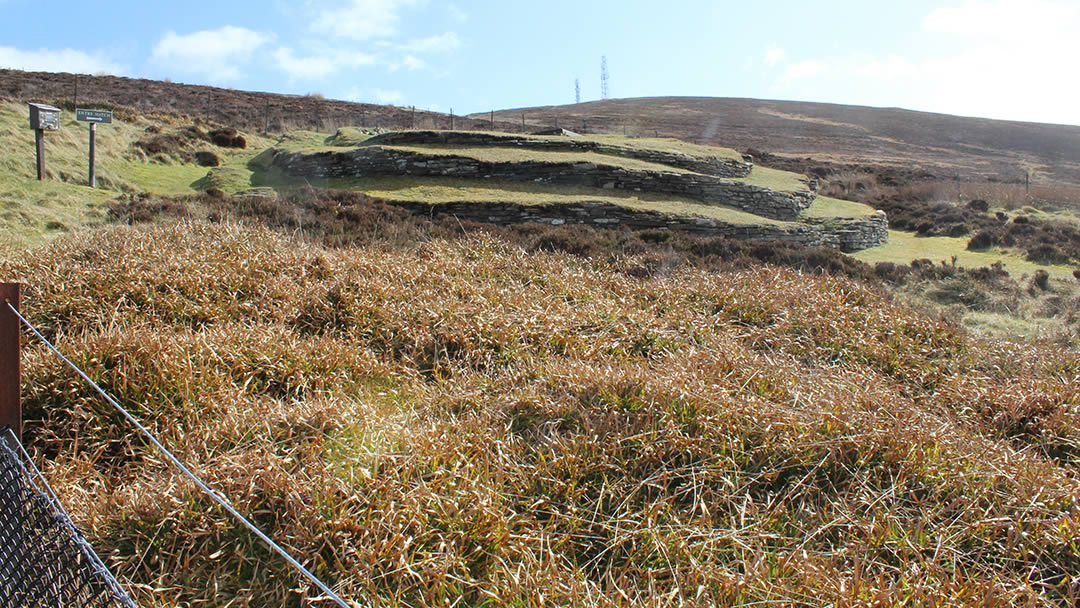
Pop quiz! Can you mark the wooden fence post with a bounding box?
[0,283,20,442]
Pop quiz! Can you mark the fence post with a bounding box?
[0,283,19,442]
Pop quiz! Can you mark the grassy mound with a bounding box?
[0,99,274,247]
[4,222,1079,605]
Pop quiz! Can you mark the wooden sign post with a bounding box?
[28,103,61,181]
[0,283,20,442]
[76,109,113,189]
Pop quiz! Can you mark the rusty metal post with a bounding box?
[34,129,45,180]
[0,283,20,441]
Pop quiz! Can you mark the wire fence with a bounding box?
[0,426,136,608]
[4,300,354,607]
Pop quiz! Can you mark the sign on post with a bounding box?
[28,103,61,131]
[76,109,113,188]
[28,103,61,180]
[75,109,113,124]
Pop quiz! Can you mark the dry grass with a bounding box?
[3,222,1080,606]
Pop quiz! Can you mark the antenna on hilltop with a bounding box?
[600,56,610,100]
[575,78,581,104]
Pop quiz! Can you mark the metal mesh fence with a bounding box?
[0,427,136,608]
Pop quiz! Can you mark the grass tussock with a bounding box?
[3,222,1080,606]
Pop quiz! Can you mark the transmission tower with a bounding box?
[575,78,581,104]
[600,56,610,100]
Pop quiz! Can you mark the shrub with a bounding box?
[967,230,995,250]
[1033,269,1051,290]
[194,151,220,167]
[1027,244,1070,265]
[209,127,247,149]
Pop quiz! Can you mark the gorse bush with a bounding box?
[3,222,1080,606]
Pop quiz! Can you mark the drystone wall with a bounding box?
[832,212,889,253]
[360,131,754,177]
[386,200,888,251]
[272,147,813,220]
[391,200,842,247]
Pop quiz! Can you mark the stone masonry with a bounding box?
[272,146,815,221]
[268,131,888,252]
[384,200,888,252]
[360,131,754,178]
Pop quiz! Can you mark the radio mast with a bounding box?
[600,56,610,100]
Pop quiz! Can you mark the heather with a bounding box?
[3,222,1079,606]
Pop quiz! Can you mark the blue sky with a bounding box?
[1,0,1078,125]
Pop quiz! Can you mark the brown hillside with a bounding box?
[479,97,1080,187]
[0,68,524,134]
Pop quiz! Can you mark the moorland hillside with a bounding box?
[483,97,1080,187]
[6,222,1080,606]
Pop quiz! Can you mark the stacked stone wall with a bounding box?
[391,200,841,247]
[361,131,754,177]
[273,147,813,220]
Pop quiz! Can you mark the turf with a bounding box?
[853,229,1073,278]
[733,164,810,193]
[381,144,696,173]
[803,195,879,218]
[329,176,789,225]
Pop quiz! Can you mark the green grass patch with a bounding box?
[568,133,745,162]
[853,229,1075,278]
[734,165,809,193]
[119,160,207,194]
[326,127,375,147]
[0,99,283,244]
[193,166,251,193]
[274,130,332,152]
[803,195,878,218]
[0,178,115,248]
[328,176,790,225]
[381,144,693,173]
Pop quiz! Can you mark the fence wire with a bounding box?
[6,301,354,608]
[0,426,136,608]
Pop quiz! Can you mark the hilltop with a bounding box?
[481,97,1080,187]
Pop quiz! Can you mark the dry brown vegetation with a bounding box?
[0,68,521,135]
[3,221,1080,606]
[488,97,1080,187]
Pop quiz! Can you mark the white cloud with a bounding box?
[389,54,425,71]
[781,60,828,80]
[764,47,785,67]
[447,3,467,22]
[922,0,1077,39]
[375,88,405,104]
[0,46,124,75]
[274,48,337,79]
[339,86,407,105]
[769,1,1080,125]
[402,32,461,54]
[273,47,376,79]
[152,26,272,81]
[311,0,420,41]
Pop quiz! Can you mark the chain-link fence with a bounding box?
[0,427,136,608]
